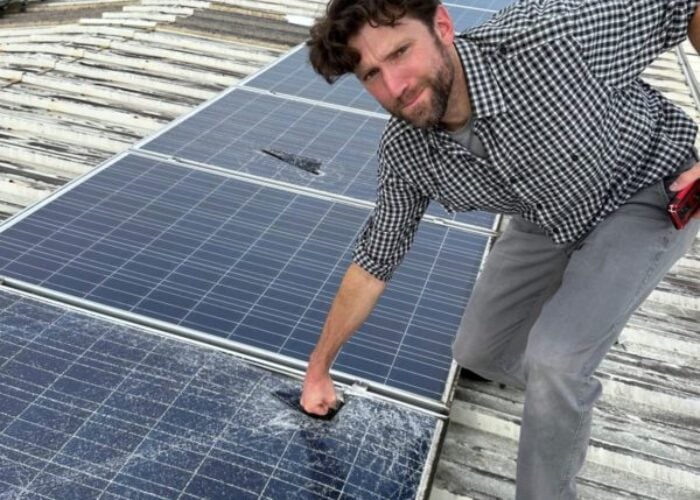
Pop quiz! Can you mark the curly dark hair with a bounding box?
[308,0,441,83]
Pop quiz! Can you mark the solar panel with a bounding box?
[139,88,386,200]
[137,88,496,230]
[446,4,497,30]
[241,45,384,114]
[0,153,489,401]
[0,288,442,499]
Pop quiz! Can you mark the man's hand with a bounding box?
[670,161,700,221]
[300,370,337,416]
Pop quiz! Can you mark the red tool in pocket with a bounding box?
[668,178,700,230]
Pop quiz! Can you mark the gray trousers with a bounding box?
[452,164,699,499]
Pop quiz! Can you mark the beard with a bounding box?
[386,43,455,129]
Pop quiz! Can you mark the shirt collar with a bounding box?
[454,36,507,119]
[424,36,507,149]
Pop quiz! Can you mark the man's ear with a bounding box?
[433,4,455,46]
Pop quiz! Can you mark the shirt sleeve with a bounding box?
[352,157,430,282]
[573,0,699,87]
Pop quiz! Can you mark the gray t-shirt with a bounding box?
[447,119,486,158]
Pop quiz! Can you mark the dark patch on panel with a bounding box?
[261,148,322,175]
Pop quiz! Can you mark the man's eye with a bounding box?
[396,45,409,57]
[364,69,378,82]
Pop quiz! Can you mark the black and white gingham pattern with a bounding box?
[353,0,699,281]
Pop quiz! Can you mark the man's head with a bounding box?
[308,0,442,83]
[308,0,459,129]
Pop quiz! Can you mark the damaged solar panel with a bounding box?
[137,88,496,230]
[0,289,442,499]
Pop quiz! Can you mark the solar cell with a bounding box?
[0,153,489,401]
[0,289,442,499]
[138,88,496,230]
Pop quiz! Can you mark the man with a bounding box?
[301,0,700,498]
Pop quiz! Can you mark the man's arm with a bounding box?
[690,4,700,52]
[300,139,429,415]
[572,0,700,87]
[301,262,386,415]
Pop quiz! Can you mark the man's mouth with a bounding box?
[400,87,425,111]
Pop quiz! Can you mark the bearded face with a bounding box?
[386,39,454,129]
[350,10,457,129]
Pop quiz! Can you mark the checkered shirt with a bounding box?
[353,0,699,281]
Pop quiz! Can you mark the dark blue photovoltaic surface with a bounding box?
[0,154,488,400]
[0,289,439,499]
[139,89,495,230]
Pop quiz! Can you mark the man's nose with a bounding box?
[383,68,409,101]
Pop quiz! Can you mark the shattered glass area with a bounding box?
[0,290,440,499]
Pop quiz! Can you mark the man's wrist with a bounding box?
[307,350,332,379]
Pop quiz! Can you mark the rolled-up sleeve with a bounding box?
[573,0,699,86]
[352,158,429,282]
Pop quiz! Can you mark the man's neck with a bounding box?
[440,45,471,131]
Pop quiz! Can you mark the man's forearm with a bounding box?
[306,262,386,377]
[690,5,700,53]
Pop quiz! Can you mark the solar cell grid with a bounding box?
[0,153,488,400]
[138,89,496,230]
[140,89,384,199]
[0,290,440,499]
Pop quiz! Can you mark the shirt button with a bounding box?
[509,176,519,184]
[536,202,544,210]
[570,153,579,162]
[552,228,560,234]
[497,43,509,55]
